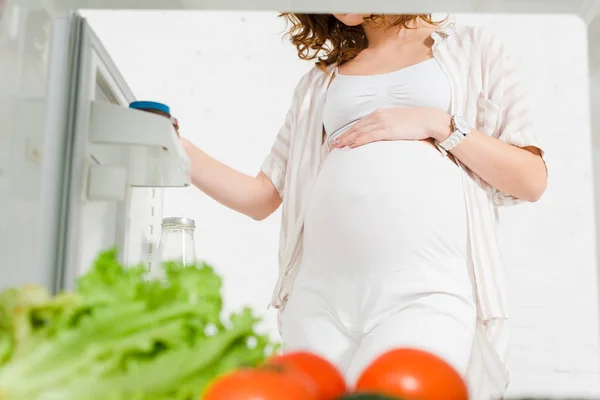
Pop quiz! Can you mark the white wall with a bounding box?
[82,10,600,398]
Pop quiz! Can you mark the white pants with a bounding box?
[281,142,476,384]
[281,260,477,384]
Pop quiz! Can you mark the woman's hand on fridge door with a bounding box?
[179,137,282,221]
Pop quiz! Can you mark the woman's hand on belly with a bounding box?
[330,107,448,150]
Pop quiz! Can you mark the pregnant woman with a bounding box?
[181,14,547,399]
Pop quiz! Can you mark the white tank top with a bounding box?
[302,58,467,272]
[323,58,452,142]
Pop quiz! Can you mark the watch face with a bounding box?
[454,115,470,134]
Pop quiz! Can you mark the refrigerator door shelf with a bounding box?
[89,100,191,188]
[87,164,127,201]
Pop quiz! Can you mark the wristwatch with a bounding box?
[436,115,470,154]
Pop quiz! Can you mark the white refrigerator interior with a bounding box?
[0,5,191,293]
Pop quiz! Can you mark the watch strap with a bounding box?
[436,115,469,153]
[437,130,466,152]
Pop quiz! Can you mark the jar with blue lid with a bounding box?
[129,100,179,134]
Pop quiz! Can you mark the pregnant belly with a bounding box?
[303,140,468,272]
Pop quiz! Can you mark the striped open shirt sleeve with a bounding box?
[479,28,546,206]
[260,88,298,198]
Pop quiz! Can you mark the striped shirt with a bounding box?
[261,24,544,400]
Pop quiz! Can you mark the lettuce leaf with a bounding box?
[0,249,276,400]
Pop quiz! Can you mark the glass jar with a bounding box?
[150,217,197,279]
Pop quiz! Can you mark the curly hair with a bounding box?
[281,14,443,70]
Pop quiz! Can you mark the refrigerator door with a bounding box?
[0,5,72,293]
[55,13,164,292]
[0,9,166,293]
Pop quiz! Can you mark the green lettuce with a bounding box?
[0,249,277,400]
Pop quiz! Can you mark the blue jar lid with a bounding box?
[129,101,170,114]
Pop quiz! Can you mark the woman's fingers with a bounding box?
[332,121,382,149]
[347,129,386,148]
[349,112,379,131]
[331,129,359,148]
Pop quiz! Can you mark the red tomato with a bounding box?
[203,368,316,400]
[355,348,469,400]
[266,351,348,399]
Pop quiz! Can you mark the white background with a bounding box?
[82,10,600,398]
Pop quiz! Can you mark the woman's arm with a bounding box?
[181,69,306,220]
[429,112,547,203]
[181,138,282,221]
